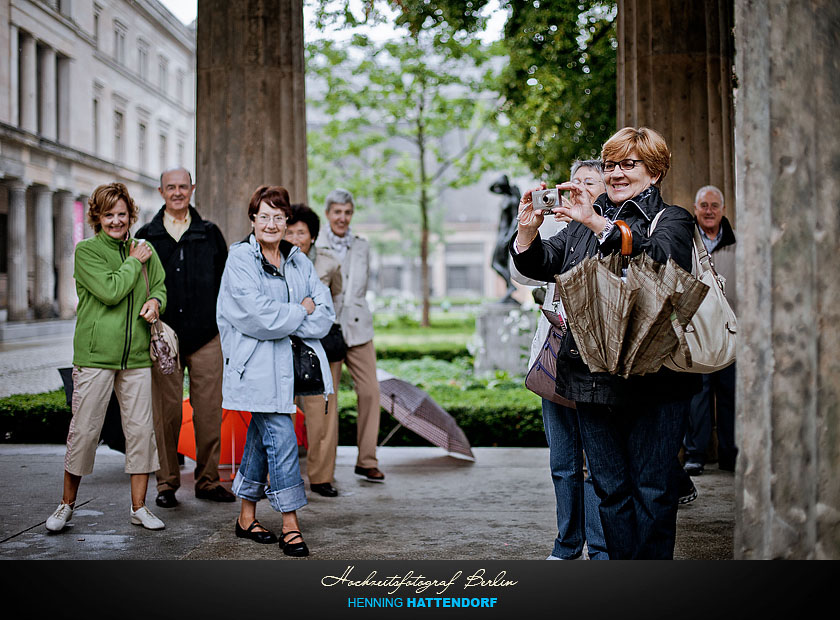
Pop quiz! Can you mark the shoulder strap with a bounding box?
[648,207,667,235]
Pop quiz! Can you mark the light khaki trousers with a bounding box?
[151,335,224,493]
[329,339,381,469]
[65,366,158,476]
[296,394,337,484]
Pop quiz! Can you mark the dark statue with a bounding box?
[490,174,521,303]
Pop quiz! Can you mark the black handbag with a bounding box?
[320,323,348,363]
[290,336,325,395]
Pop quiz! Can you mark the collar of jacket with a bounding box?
[245,234,300,268]
[144,205,205,239]
[594,185,664,222]
[695,214,736,250]
[96,229,132,250]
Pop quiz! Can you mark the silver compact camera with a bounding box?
[531,188,560,214]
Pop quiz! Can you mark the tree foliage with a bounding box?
[498,0,617,181]
[306,27,508,325]
[310,0,490,36]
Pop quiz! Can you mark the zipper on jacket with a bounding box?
[120,243,133,369]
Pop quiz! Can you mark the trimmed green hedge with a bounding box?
[0,385,545,448]
[0,390,72,443]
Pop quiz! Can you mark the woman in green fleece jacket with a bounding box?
[45,183,170,533]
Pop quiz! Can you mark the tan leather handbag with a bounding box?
[651,210,737,373]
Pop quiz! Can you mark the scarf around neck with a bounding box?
[325,226,353,262]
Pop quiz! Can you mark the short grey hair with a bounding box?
[325,188,355,212]
[694,185,724,205]
[570,159,604,178]
[159,167,193,188]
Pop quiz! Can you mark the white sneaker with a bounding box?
[130,505,165,530]
[46,503,74,532]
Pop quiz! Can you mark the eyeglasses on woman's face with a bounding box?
[255,214,287,226]
[602,159,645,172]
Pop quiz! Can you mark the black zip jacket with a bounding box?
[510,186,701,406]
[136,205,228,356]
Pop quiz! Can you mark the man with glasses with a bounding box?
[135,167,236,508]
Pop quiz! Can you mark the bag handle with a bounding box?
[649,208,718,277]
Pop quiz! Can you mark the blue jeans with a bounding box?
[542,399,608,560]
[576,399,688,559]
[685,363,737,466]
[232,412,307,513]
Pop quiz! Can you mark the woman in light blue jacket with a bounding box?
[216,185,334,557]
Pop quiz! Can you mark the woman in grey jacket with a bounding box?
[216,186,335,557]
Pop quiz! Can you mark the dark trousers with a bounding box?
[576,399,689,559]
[684,364,737,467]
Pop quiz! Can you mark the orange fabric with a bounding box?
[178,401,307,465]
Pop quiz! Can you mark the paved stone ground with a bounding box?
[0,444,734,561]
[0,334,74,398]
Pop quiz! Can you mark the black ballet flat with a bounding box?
[279,530,309,557]
[235,519,278,544]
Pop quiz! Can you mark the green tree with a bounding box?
[498,0,617,180]
[306,29,510,326]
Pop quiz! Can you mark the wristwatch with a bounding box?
[596,220,614,244]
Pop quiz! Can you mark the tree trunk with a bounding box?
[417,76,431,327]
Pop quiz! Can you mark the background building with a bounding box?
[0,0,195,321]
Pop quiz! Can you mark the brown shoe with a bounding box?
[354,466,385,483]
[195,486,236,502]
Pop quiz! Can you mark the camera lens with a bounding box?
[540,192,555,206]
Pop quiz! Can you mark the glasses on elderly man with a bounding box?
[603,159,645,172]
[256,214,287,226]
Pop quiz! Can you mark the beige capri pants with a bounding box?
[64,366,160,476]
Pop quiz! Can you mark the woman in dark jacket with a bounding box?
[510,127,700,559]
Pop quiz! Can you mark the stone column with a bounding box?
[734,0,840,559]
[196,0,307,243]
[2,17,15,125]
[56,55,71,144]
[19,33,37,133]
[55,191,77,318]
[33,186,56,318]
[6,181,29,321]
[617,0,735,215]
[38,45,57,140]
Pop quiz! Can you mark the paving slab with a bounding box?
[0,444,734,561]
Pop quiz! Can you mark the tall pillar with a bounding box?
[196,0,307,243]
[2,15,15,125]
[7,181,29,321]
[617,0,735,215]
[56,56,71,144]
[19,33,37,133]
[55,191,77,318]
[734,0,840,559]
[38,45,57,140]
[33,186,56,318]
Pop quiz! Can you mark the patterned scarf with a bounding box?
[325,226,354,262]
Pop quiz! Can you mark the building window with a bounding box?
[92,97,100,154]
[138,123,147,172]
[159,133,167,171]
[176,69,184,104]
[93,5,101,46]
[446,264,483,295]
[158,56,168,94]
[177,140,184,166]
[113,21,126,64]
[379,266,402,291]
[114,110,124,163]
[137,41,148,81]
